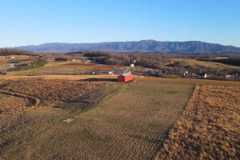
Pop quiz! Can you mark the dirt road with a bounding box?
[0,74,117,81]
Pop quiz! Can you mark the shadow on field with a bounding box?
[81,78,118,82]
[60,90,104,112]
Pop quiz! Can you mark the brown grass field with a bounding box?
[173,58,240,71]
[0,75,239,160]
[0,77,194,160]
[155,85,240,160]
[0,79,107,106]
[8,62,114,76]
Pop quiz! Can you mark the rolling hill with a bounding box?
[17,40,240,54]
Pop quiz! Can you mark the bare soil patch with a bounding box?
[0,94,29,114]
[155,85,240,160]
[0,79,108,107]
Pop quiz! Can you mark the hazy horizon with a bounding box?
[3,39,240,49]
[1,0,240,47]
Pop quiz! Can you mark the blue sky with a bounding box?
[0,0,240,47]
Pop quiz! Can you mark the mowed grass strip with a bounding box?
[73,79,194,160]
[0,78,193,160]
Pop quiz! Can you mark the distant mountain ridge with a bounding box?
[17,40,240,54]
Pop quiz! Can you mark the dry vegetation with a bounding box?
[0,56,240,160]
[82,52,171,69]
[0,79,108,107]
[0,78,193,160]
[0,94,30,114]
[9,62,113,76]
[155,85,240,160]
[35,63,113,75]
[0,92,31,130]
[173,58,240,72]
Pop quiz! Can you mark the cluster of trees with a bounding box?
[132,54,169,69]
[81,52,130,65]
[67,51,240,80]
[0,48,32,56]
[197,56,240,67]
[8,59,47,72]
[210,58,240,67]
[81,52,169,69]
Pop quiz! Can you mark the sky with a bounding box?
[0,0,240,47]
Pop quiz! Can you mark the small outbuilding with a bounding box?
[118,71,134,82]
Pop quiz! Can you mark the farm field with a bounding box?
[0,79,108,106]
[155,85,240,160]
[0,60,8,71]
[173,58,240,71]
[0,77,193,160]
[1,1,240,159]
[8,61,114,76]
